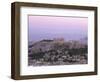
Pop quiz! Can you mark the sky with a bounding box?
[28,15,88,42]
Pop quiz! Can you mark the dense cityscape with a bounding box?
[28,38,88,66]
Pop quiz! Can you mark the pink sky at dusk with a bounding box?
[28,15,88,42]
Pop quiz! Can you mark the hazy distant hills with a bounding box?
[79,37,88,44]
[29,37,87,48]
[28,37,87,55]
